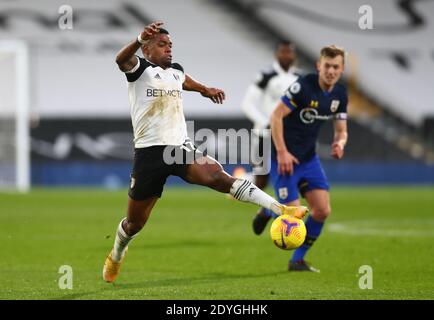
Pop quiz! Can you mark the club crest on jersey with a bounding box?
[130,177,136,189]
[289,82,300,94]
[173,73,180,81]
[330,100,340,112]
[278,187,288,200]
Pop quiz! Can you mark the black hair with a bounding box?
[159,28,169,35]
[276,40,295,51]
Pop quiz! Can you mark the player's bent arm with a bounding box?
[183,74,226,104]
[270,102,291,153]
[271,102,299,174]
[331,119,348,159]
[115,40,141,72]
[333,119,348,149]
[241,85,269,129]
[183,74,207,94]
[116,21,164,72]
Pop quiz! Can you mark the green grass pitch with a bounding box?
[0,186,433,300]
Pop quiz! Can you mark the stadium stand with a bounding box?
[232,0,434,125]
[1,0,433,186]
[216,0,434,162]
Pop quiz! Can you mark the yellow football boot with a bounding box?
[281,205,309,219]
[103,249,127,283]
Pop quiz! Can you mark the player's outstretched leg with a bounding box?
[252,198,301,235]
[253,174,269,190]
[103,197,158,283]
[230,177,307,218]
[183,156,308,218]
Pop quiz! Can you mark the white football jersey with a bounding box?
[124,56,187,148]
[241,61,300,132]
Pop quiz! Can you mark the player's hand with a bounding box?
[331,142,344,159]
[277,150,299,175]
[140,21,164,42]
[202,87,226,104]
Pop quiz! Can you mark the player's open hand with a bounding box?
[331,142,344,159]
[140,21,164,42]
[277,150,299,175]
[202,88,226,104]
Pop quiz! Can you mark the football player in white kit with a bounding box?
[241,41,300,235]
[103,22,308,283]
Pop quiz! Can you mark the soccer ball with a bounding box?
[270,215,306,250]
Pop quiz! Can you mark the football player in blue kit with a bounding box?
[253,45,349,272]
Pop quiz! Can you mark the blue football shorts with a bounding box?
[270,154,330,203]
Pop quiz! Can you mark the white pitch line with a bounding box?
[327,222,434,237]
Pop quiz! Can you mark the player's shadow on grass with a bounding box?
[136,239,219,249]
[115,271,288,291]
[54,291,102,300]
[96,239,219,252]
[52,271,288,299]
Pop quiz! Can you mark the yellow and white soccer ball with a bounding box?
[270,215,306,250]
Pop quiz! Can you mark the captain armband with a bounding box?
[334,113,347,120]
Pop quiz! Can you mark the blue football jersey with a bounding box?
[272,73,348,163]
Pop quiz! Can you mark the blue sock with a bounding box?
[264,208,279,219]
[291,215,324,262]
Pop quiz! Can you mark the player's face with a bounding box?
[317,55,344,87]
[276,45,295,70]
[143,34,173,68]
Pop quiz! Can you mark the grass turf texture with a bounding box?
[0,186,433,300]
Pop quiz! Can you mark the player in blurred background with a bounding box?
[102,21,308,283]
[256,45,348,272]
[241,40,301,234]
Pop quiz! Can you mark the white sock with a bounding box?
[112,218,136,262]
[230,179,283,215]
